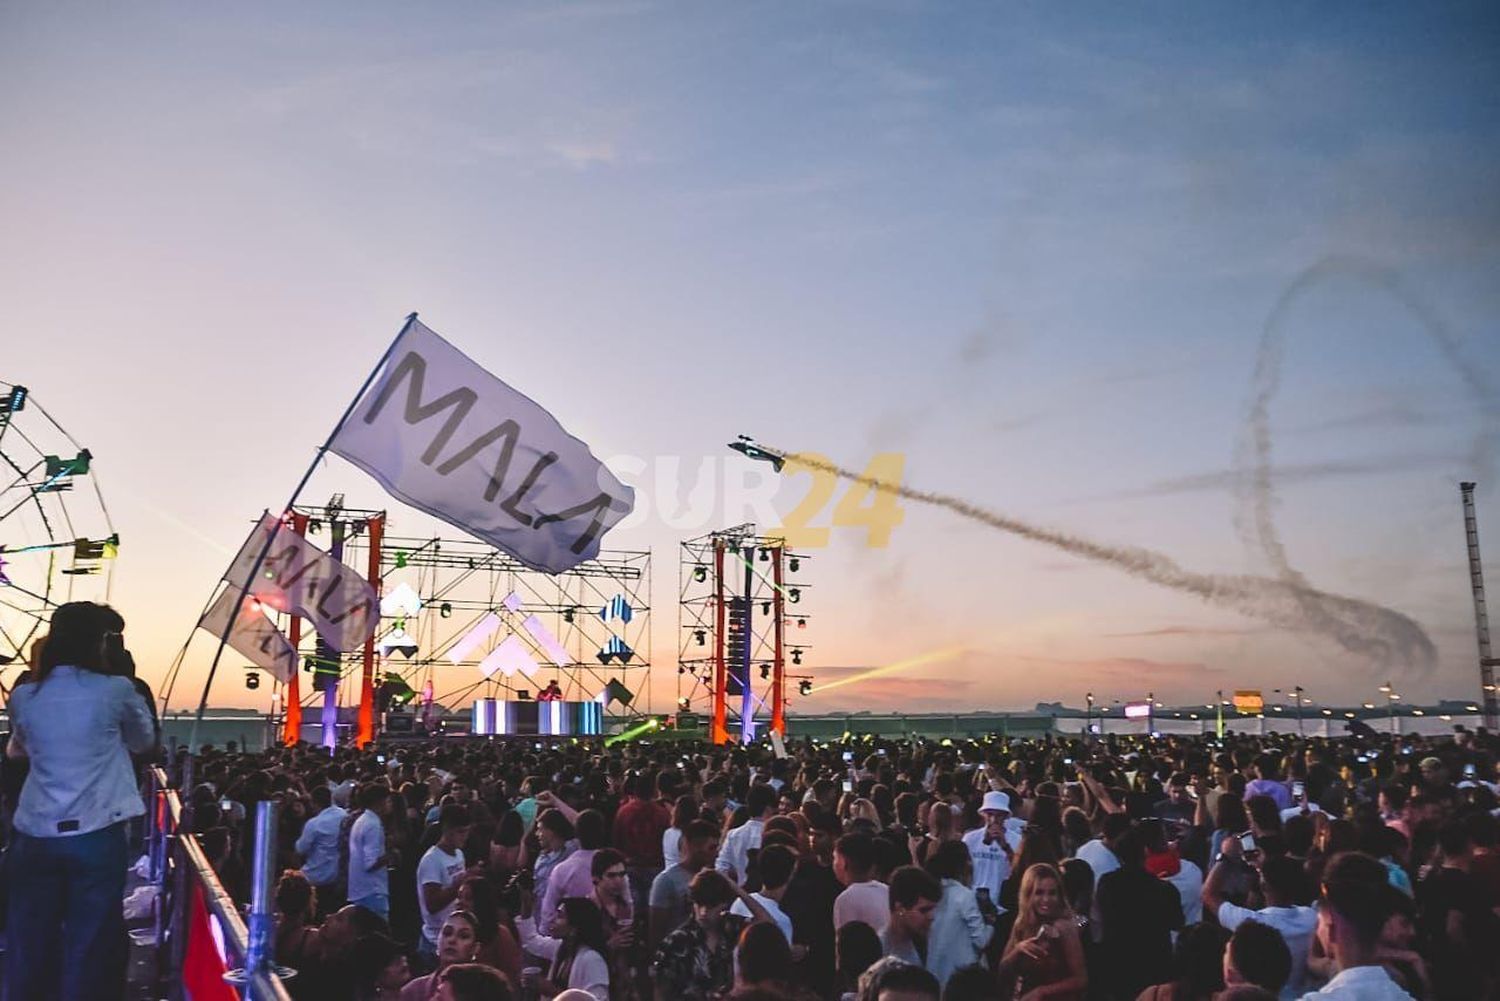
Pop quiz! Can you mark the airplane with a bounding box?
[727,435,786,472]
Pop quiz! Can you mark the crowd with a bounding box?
[3,602,1500,1001]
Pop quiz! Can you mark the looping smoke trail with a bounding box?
[1236,256,1499,674]
[774,450,1438,672]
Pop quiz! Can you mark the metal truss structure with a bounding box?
[269,499,652,742]
[678,524,809,743]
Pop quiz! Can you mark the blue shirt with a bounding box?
[7,665,156,837]
[294,804,348,885]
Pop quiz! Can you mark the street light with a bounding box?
[1085,692,1095,738]
[1382,682,1400,736]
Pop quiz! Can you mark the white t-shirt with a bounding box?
[1165,860,1204,928]
[417,844,467,945]
[731,892,794,942]
[834,879,890,934]
[962,822,1022,904]
[346,810,388,903]
[1218,901,1319,1000]
[663,826,683,870]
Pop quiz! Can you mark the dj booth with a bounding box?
[470,698,604,736]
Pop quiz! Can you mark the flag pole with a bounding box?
[188,313,418,751]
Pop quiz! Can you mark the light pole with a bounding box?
[1085,692,1094,738]
[1216,689,1225,739]
[1380,681,1400,736]
[1147,691,1155,735]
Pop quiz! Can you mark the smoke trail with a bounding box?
[775,450,1437,671]
[1235,256,1500,673]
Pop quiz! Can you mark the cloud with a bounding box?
[546,140,618,168]
[1013,654,1225,683]
[1100,625,1260,639]
[1093,453,1465,501]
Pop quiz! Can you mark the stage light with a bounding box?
[791,649,803,666]
[797,617,807,629]
[760,664,771,680]
[789,557,800,572]
[693,565,708,583]
[677,696,690,711]
[694,630,706,646]
[759,548,769,562]
[678,665,687,674]
[798,679,813,696]
[761,601,772,615]
[245,671,260,690]
[788,588,801,604]
[308,519,323,534]
[563,608,575,624]
[0,385,27,414]
[439,602,452,618]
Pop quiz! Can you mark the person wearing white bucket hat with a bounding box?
[962,791,1024,912]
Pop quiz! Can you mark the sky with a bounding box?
[2,2,1499,717]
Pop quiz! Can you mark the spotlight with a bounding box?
[245,670,260,690]
[308,519,323,534]
[788,588,801,604]
[759,548,769,562]
[789,557,800,572]
[694,630,706,646]
[761,601,772,615]
[678,665,687,674]
[439,602,452,618]
[797,617,807,630]
[798,679,813,696]
[563,608,575,624]
[791,649,803,666]
[677,696,691,711]
[693,565,707,583]
[760,664,771,680]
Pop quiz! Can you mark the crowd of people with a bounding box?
[4,602,1500,1001]
[170,704,1500,1001]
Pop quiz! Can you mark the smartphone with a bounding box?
[1291,780,1305,802]
[877,749,887,756]
[1063,757,1073,765]
[377,754,387,764]
[1464,763,1477,778]
[842,780,853,793]
[1238,831,1257,854]
[842,751,854,762]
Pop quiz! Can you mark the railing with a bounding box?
[146,766,293,1001]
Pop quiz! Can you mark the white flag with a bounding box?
[330,319,634,574]
[197,585,299,682]
[223,514,378,653]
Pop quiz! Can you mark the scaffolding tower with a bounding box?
[678,525,810,743]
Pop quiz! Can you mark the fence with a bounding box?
[146,766,292,1001]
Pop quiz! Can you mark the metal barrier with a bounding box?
[147,766,293,1001]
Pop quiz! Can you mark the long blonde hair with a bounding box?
[1005,862,1073,947]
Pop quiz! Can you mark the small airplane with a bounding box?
[727,435,786,472]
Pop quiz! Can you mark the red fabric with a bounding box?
[182,882,238,1001]
[612,796,671,867]
[1145,846,1181,879]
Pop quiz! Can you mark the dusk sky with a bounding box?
[3,3,1498,716]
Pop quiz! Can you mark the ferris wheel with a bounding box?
[0,380,118,686]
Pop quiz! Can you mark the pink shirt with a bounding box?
[538,848,597,934]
